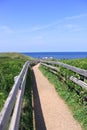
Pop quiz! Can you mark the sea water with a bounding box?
[22,52,87,60]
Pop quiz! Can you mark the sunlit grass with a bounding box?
[39,65,87,130]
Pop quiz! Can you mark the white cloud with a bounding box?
[31,23,57,32]
[0,25,13,33]
[65,24,74,29]
[64,23,84,32]
[35,36,43,40]
[66,13,87,20]
[28,13,87,33]
[4,13,86,34]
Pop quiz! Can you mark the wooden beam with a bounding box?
[9,64,29,130]
[70,76,87,90]
[41,63,59,72]
[41,61,87,77]
[41,62,87,90]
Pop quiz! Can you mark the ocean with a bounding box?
[23,52,87,60]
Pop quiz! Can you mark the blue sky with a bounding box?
[0,0,87,52]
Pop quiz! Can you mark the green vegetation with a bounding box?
[0,52,33,60]
[60,58,87,70]
[0,52,33,110]
[39,62,87,130]
[0,53,33,130]
[19,68,33,130]
[0,60,25,110]
[0,52,34,129]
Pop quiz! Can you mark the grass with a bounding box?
[39,65,87,130]
[19,68,33,130]
[0,52,33,60]
[59,58,87,70]
[0,53,34,110]
[0,59,25,110]
[0,53,34,129]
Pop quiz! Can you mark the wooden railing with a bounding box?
[0,61,30,130]
[41,60,87,77]
[41,61,87,90]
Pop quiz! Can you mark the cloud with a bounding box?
[31,22,58,32]
[15,22,58,34]
[35,36,43,40]
[0,25,13,33]
[64,23,85,33]
[29,13,87,33]
[7,13,87,34]
[65,24,74,29]
[66,13,87,20]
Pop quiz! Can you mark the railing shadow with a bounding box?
[32,70,47,130]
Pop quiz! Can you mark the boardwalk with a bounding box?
[32,64,82,130]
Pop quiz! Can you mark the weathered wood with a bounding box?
[9,64,29,130]
[41,63,58,75]
[41,61,87,77]
[0,61,29,130]
[9,90,22,130]
[50,69,58,75]
[41,63,59,72]
[14,76,19,82]
[70,76,87,90]
[41,62,87,90]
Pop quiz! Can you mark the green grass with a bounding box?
[0,53,34,129]
[39,65,87,130]
[0,52,33,60]
[0,53,34,110]
[0,59,25,110]
[19,68,33,130]
[59,58,87,70]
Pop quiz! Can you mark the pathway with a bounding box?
[32,64,82,130]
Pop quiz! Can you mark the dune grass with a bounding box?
[0,52,33,60]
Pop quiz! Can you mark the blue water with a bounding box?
[22,52,87,60]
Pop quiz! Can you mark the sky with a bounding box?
[0,0,87,52]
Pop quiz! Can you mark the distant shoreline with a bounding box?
[22,52,87,60]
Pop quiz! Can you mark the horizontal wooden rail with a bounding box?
[41,63,59,72]
[70,76,87,90]
[0,61,30,130]
[41,60,87,77]
[41,62,87,90]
